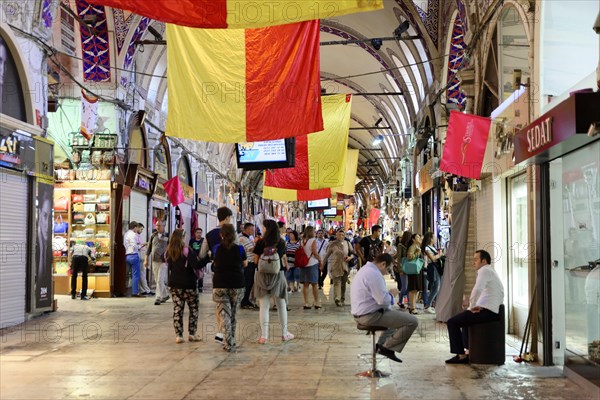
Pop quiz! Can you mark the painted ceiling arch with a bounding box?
[66,0,471,195]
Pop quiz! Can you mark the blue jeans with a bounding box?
[126,253,141,295]
[424,264,441,308]
[394,271,409,304]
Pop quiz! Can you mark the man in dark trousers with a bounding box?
[199,206,234,344]
[189,228,205,292]
[445,250,504,364]
[238,223,258,309]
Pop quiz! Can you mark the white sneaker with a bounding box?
[282,332,295,342]
[175,336,184,344]
[189,334,202,342]
[214,333,224,344]
[425,307,436,314]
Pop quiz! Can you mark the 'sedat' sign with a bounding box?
[526,117,553,153]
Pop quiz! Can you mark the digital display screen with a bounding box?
[235,138,295,170]
[238,140,287,163]
[323,207,337,217]
[307,198,330,209]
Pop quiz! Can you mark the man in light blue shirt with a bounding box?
[351,253,418,362]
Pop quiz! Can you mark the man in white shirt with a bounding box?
[124,221,142,297]
[351,253,419,363]
[445,249,505,364]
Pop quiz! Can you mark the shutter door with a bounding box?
[0,169,29,327]
[130,191,148,229]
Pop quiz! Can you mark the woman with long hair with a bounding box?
[253,219,294,344]
[421,231,442,314]
[299,226,322,309]
[212,224,247,352]
[406,233,423,315]
[395,230,413,309]
[165,229,201,344]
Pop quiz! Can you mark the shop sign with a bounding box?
[136,175,151,191]
[514,92,600,164]
[154,181,168,200]
[182,183,194,202]
[0,131,22,166]
[525,117,553,153]
[416,159,434,195]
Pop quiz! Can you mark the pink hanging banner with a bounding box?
[163,177,185,207]
[439,111,492,179]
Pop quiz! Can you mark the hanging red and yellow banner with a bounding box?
[264,94,351,192]
[165,21,323,143]
[263,149,359,201]
[88,0,383,29]
[439,111,492,179]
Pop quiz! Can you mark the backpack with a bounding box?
[294,240,311,268]
[367,238,382,262]
[258,245,281,274]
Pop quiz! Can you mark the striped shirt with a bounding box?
[286,241,301,268]
[238,233,255,263]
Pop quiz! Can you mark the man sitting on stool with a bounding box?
[445,249,504,364]
[351,253,418,362]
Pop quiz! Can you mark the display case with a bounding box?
[52,182,113,297]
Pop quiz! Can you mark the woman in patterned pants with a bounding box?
[165,229,201,344]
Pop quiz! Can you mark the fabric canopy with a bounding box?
[264,94,351,191]
[262,149,359,201]
[165,21,323,143]
[88,0,383,29]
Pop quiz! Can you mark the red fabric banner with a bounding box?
[163,177,185,207]
[439,111,492,179]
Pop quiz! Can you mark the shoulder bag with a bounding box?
[402,256,424,275]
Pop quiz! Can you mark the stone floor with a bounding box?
[0,280,595,400]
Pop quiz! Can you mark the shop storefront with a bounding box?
[514,91,600,388]
[1,27,55,324]
[0,123,54,326]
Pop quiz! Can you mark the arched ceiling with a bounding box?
[88,0,448,199]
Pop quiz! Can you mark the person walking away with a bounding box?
[165,228,201,344]
[253,219,294,344]
[351,253,418,362]
[146,220,169,305]
[124,221,142,297]
[189,228,205,292]
[71,240,94,300]
[422,232,443,314]
[325,229,354,306]
[211,224,247,351]
[199,206,234,344]
[239,223,258,309]
[445,250,504,364]
[299,226,323,309]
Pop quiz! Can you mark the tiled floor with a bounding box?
[0,280,595,400]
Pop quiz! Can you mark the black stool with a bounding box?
[356,324,390,378]
[468,304,505,365]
